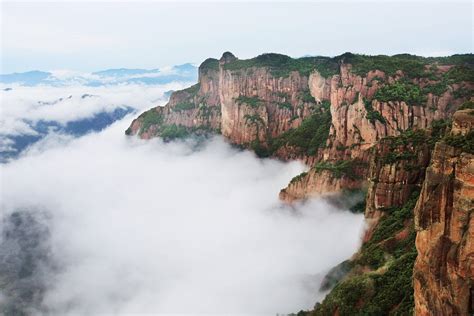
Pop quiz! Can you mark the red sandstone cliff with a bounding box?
[127,52,474,315]
[128,53,470,201]
[413,110,474,316]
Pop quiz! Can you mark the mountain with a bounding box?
[1,106,134,163]
[126,52,474,315]
[0,64,198,86]
[0,71,51,86]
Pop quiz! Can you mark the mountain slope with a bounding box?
[126,52,474,314]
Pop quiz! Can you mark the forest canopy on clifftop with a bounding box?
[220,52,474,78]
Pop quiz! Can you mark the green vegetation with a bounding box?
[135,107,217,139]
[221,52,473,82]
[160,124,217,141]
[223,53,339,78]
[382,151,417,164]
[328,188,367,214]
[248,139,270,158]
[299,90,316,103]
[374,81,425,105]
[197,104,212,119]
[342,52,474,78]
[444,64,474,84]
[160,124,190,140]
[313,160,363,180]
[182,83,200,95]
[199,58,219,71]
[305,192,420,316]
[453,86,473,99]
[379,129,429,165]
[346,189,367,214]
[342,53,429,78]
[268,107,332,156]
[422,81,448,96]
[319,260,354,292]
[235,95,264,108]
[174,102,196,112]
[277,102,293,110]
[444,130,474,154]
[364,99,386,124]
[290,171,308,184]
[139,109,164,134]
[244,114,265,126]
[276,91,290,99]
[459,100,474,110]
[430,119,452,142]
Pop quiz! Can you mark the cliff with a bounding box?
[128,52,472,200]
[127,52,474,315]
[413,109,474,316]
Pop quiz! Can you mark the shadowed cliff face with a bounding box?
[413,110,474,316]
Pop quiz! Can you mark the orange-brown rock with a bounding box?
[413,110,474,316]
[128,52,470,199]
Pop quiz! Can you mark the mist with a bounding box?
[0,118,364,315]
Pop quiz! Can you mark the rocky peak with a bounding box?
[219,51,237,64]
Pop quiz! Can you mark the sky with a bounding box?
[1,0,472,73]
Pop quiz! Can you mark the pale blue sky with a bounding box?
[1,1,472,73]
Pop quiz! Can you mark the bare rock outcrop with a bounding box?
[413,110,474,316]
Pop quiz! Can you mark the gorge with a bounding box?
[126,52,474,315]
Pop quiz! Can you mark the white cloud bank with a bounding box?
[1,118,364,315]
[0,82,193,136]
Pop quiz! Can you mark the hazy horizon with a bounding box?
[2,1,472,73]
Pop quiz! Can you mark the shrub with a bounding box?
[459,100,474,110]
[235,95,264,108]
[314,160,363,180]
[364,99,386,124]
[223,53,339,78]
[342,53,428,78]
[139,109,164,134]
[160,124,190,140]
[430,119,451,143]
[382,151,417,164]
[311,192,420,316]
[244,114,264,126]
[443,65,474,84]
[453,86,473,99]
[422,81,448,96]
[299,90,316,103]
[381,129,428,153]
[374,81,425,105]
[290,171,308,184]
[444,130,474,154]
[174,102,196,112]
[269,108,332,156]
[182,83,200,95]
[199,58,219,71]
[277,102,292,110]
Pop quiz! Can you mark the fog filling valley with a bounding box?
[0,86,364,315]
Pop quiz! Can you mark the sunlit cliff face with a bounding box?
[1,117,364,315]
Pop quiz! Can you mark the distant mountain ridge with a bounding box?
[0,63,197,86]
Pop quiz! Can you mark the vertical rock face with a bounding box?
[127,52,471,201]
[127,52,474,315]
[364,132,432,220]
[413,110,474,316]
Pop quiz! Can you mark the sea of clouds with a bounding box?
[0,80,194,159]
[0,78,365,315]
